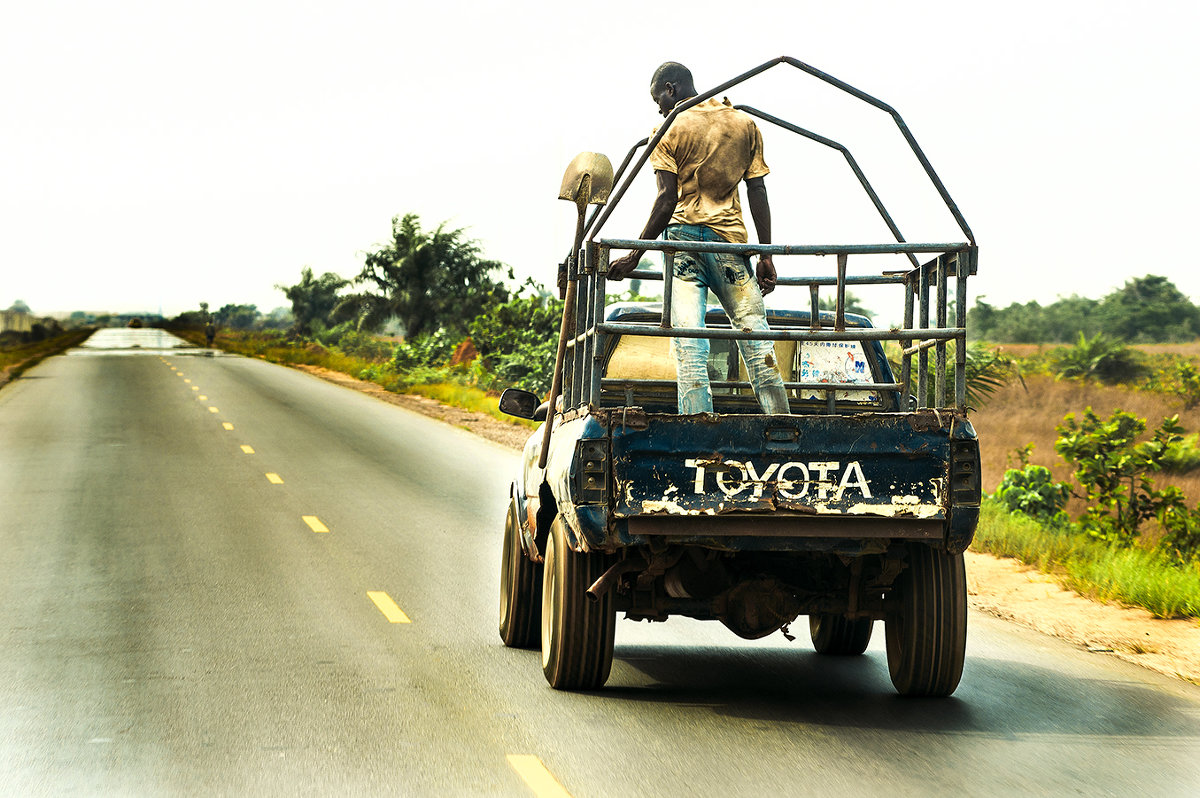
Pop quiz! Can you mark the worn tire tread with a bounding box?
[499,504,542,648]
[885,544,967,697]
[542,517,615,690]
[809,614,874,656]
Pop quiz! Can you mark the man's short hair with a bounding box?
[651,62,693,91]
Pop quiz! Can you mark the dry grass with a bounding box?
[974,339,1200,526]
[991,341,1200,359]
[974,374,1200,513]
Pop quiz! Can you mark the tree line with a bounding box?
[968,274,1200,343]
[187,212,563,393]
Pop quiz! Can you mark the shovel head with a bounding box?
[559,152,614,205]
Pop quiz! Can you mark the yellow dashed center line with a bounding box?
[366,591,411,623]
[199,395,208,400]
[183,379,191,384]
[208,407,219,413]
[191,386,199,391]
[265,473,284,484]
[240,445,255,454]
[506,755,572,798]
[222,422,234,430]
[302,515,329,533]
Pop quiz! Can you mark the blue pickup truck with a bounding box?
[498,58,980,697]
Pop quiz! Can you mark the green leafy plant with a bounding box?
[1053,332,1147,384]
[1054,408,1186,545]
[1006,443,1035,470]
[468,287,563,395]
[1144,357,1200,410]
[1160,432,1200,475]
[992,464,1070,524]
[391,329,457,370]
[905,341,1012,408]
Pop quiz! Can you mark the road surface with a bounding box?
[1,329,1198,796]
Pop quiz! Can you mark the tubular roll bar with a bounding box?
[585,55,974,246]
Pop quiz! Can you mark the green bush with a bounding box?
[1143,356,1200,409]
[468,290,563,395]
[993,464,1070,523]
[392,330,457,370]
[893,341,1014,408]
[1160,432,1200,474]
[1054,408,1186,545]
[1053,332,1147,384]
[1155,500,1200,564]
[335,329,394,362]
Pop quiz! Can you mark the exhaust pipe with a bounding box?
[586,557,646,603]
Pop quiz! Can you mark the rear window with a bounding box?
[602,328,884,410]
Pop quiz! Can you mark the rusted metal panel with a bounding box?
[610,412,958,521]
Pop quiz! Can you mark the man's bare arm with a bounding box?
[746,176,776,294]
[609,170,677,280]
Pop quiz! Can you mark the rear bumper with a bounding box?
[627,515,942,540]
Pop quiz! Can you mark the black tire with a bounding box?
[809,614,873,656]
[499,503,542,648]
[541,516,615,690]
[885,543,967,697]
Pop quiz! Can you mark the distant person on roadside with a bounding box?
[608,61,788,415]
[204,321,216,347]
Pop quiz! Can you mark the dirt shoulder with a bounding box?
[297,363,1200,685]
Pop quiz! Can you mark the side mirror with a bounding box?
[499,388,543,420]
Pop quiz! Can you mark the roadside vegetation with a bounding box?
[966,275,1200,619]
[0,328,94,388]
[975,501,1200,619]
[165,208,1200,621]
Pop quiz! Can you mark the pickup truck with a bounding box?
[498,57,980,697]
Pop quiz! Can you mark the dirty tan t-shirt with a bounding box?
[649,98,769,244]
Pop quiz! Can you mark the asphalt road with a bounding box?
[2,329,1199,797]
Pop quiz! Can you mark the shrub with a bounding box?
[1054,408,1186,545]
[1053,332,1147,384]
[897,341,1014,408]
[1154,500,1200,563]
[468,290,563,395]
[993,464,1070,523]
[392,329,457,370]
[335,329,394,362]
[1160,433,1200,475]
[1144,356,1200,409]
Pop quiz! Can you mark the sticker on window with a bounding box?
[798,341,878,402]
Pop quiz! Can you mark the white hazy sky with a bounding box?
[2,0,1197,320]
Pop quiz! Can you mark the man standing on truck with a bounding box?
[609,61,789,415]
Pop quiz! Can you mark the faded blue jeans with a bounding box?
[666,224,789,415]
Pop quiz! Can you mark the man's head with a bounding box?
[650,62,697,117]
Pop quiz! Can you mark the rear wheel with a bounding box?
[809,614,873,656]
[885,543,967,697]
[499,503,541,648]
[541,516,615,690]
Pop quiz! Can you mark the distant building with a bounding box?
[0,308,34,334]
